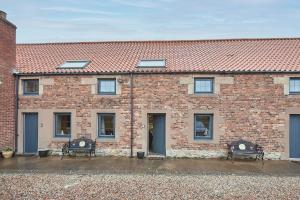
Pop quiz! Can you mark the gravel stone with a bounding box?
[0,173,299,200]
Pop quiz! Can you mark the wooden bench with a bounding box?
[227,139,264,161]
[61,137,96,159]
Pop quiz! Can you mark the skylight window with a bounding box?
[58,60,90,69]
[138,59,166,68]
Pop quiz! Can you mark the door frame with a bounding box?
[147,113,166,156]
[23,112,39,154]
[279,107,300,160]
[289,114,300,160]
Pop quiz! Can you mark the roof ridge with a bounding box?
[17,37,300,46]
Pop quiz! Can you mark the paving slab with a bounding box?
[0,156,300,176]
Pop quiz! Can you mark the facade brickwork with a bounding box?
[17,73,300,159]
[0,15,16,149]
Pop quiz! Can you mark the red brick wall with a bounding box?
[133,74,288,154]
[17,73,300,158]
[0,16,16,149]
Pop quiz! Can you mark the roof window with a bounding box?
[58,60,90,69]
[138,59,166,68]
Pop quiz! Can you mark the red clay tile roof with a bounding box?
[16,38,300,74]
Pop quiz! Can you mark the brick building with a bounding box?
[0,11,16,149]
[1,10,300,160]
[15,39,300,160]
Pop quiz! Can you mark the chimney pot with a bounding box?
[0,10,7,19]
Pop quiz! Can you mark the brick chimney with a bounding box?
[0,10,17,149]
[0,10,7,19]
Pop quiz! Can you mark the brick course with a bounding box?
[17,73,300,159]
[0,15,16,149]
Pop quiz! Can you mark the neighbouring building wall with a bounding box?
[17,73,300,159]
[0,11,16,149]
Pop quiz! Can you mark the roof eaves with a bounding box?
[15,69,300,76]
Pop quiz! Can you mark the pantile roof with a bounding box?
[16,38,300,74]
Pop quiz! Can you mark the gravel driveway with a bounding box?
[1,173,299,200]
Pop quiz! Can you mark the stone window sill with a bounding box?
[96,137,117,142]
[192,139,218,144]
[94,94,120,98]
[287,94,300,97]
[52,137,70,142]
[190,93,218,97]
[20,94,41,97]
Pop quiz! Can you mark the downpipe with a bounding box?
[14,74,19,153]
[130,73,134,158]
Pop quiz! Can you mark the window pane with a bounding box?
[290,79,300,93]
[59,60,90,69]
[99,79,116,94]
[195,114,212,138]
[195,79,213,93]
[24,80,39,94]
[99,114,115,137]
[55,114,71,137]
[138,59,166,68]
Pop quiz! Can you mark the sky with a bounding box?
[1,0,300,43]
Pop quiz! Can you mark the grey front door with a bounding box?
[152,114,166,155]
[24,113,38,154]
[290,114,300,158]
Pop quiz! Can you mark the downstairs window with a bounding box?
[194,114,213,139]
[55,113,71,137]
[98,113,115,138]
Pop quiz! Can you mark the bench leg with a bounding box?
[230,154,234,163]
[61,149,67,160]
[227,152,232,160]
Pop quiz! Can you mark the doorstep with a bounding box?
[21,153,38,157]
[289,158,300,162]
[147,154,165,160]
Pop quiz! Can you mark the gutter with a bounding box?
[130,73,134,158]
[14,69,300,77]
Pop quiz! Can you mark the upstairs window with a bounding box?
[58,60,90,69]
[55,113,71,138]
[290,78,300,94]
[98,113,115,138]
[98,79,116,95]
[23,79,39,95]
[194,114,213,140]
[194,78,214,94]
[138,59,166,68]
